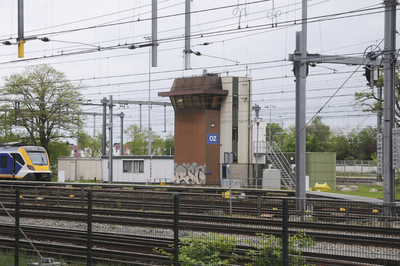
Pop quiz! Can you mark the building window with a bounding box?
[123,160,144,173]
[134,161,139,173]
[232,95,238,109]
[123,161,133,172]
[232,127,238,142]
[222,165,227,179]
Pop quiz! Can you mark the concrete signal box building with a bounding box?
[159,74,265,186]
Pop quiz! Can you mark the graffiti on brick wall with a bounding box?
[174,163,206,184]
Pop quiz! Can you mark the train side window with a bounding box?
[13,154,25,165]
[0,156,7,168]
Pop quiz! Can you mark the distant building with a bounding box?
[69,143,130,157]
[69,144,83,157]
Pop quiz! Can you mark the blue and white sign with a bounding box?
[207,134,219,144]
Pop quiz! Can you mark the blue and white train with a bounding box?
[0,142,52,181]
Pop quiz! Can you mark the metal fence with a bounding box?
[0,187,399,265]
[336,160,378,176]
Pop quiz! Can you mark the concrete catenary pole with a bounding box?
[295,0,307,213]
[382,0,397,217]
[18,0,25,58]
[185,0,191,69]
[152,0,158,67]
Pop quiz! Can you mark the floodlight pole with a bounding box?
[108,95,113,184]
[101,97,109,156]
[252,104,261,189]
[120,113,125,155]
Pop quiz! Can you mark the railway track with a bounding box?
[0,186,393,219]
[0,223,398,266]
[0,205,399,248]
[1,185,399,265]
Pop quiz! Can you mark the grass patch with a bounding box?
[51,175,58,182]
[330,184,400,199]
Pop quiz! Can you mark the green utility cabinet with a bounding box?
[282,152,336,190]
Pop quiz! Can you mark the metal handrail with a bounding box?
[266,141,296,189]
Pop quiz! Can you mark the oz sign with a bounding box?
[207,134,219,144]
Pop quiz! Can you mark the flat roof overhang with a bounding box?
[158,89,228,97]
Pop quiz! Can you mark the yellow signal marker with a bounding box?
[18,40,25,58]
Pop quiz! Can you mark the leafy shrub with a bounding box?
[154,231,315,265]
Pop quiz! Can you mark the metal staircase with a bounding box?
[265,141,296,189]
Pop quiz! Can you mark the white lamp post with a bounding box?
[252,104,261,188]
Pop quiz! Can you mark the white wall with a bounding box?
[101,156,174,183]
[58,157,102,181]
[220,76,252,164]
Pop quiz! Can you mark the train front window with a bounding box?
[27,152,48,165]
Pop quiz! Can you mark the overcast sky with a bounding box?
[0,0,398,142]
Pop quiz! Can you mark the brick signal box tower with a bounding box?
[159,73,256,186]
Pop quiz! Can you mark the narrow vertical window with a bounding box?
[232,127,238,142]
[123,161,128,172]
[232,95,238,109]
[134,161,139,173]
[139,161,144,173]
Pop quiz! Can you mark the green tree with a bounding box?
[1,64,86,163]
[306,134,322,152]
[47,141,72,172]
[328,126,377,160]
[125,125,147,155]
[306,116,331,151]
[124,125,164,155]
[276,125,296,152]
[163,133,174,155]
[328,131,350,160]
[354,72,400,126]
[77,131,103,157]
[276,117,331,153]
[352,126,377,160]
[265,123,284,142]
[152,132,165,155]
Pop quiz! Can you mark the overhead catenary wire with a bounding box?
[0,0,386,140]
